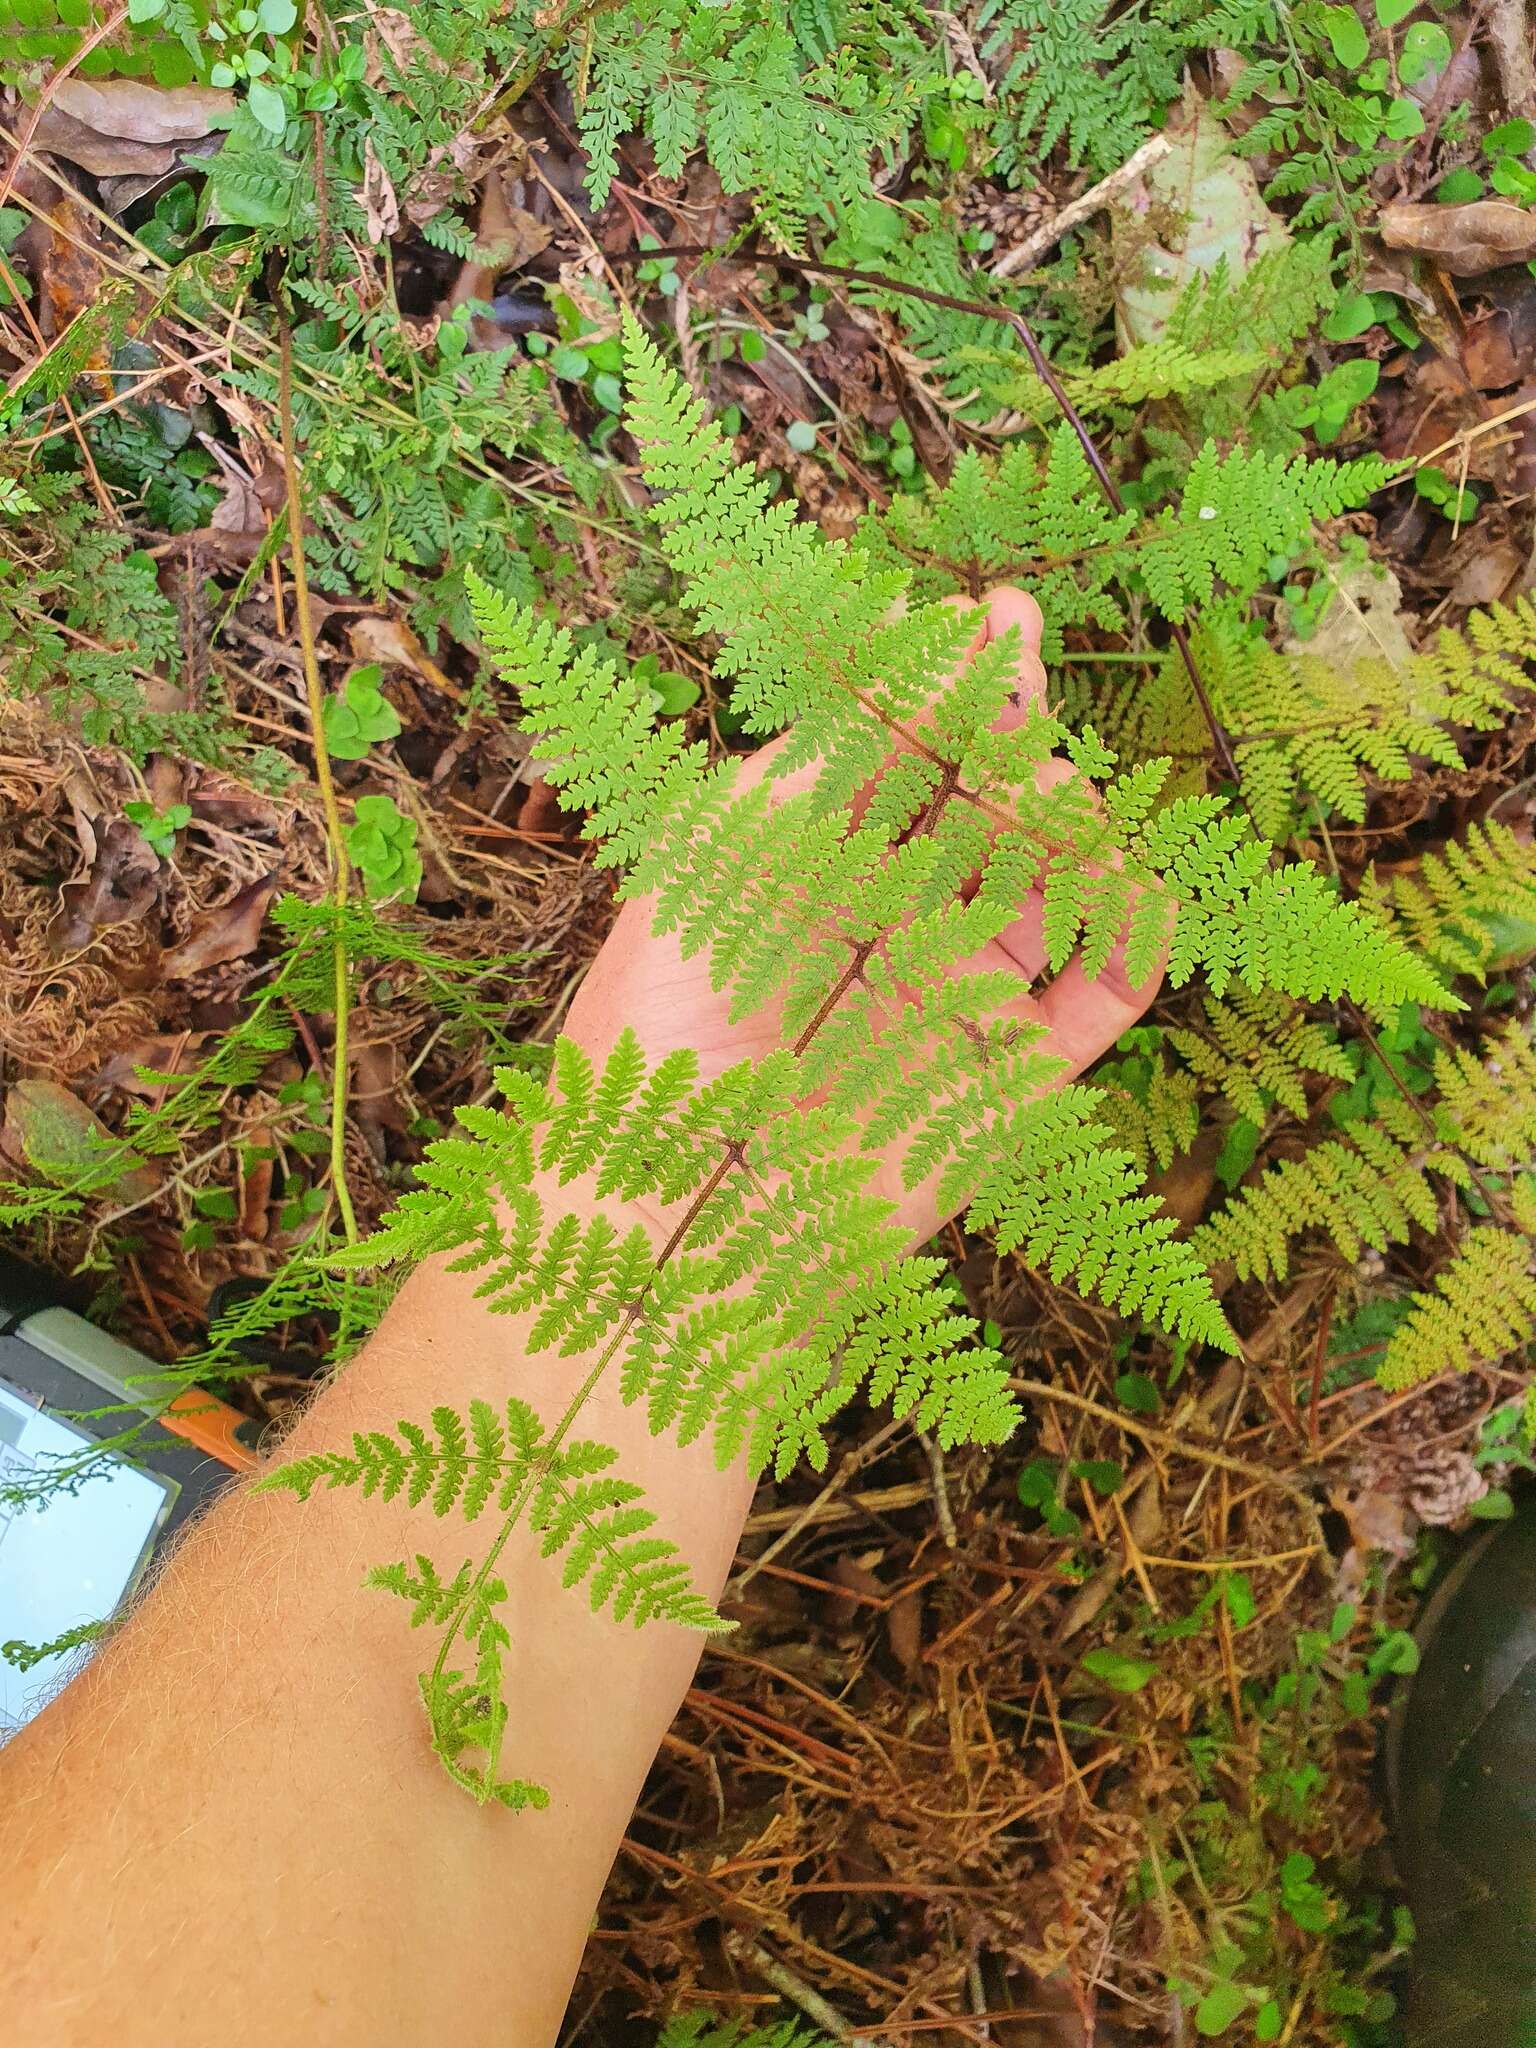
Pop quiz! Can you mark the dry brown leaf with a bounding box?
[53,78,231,143]
[55,817,160,949]
[365,4,441,81]
[188,772,283,834]
[15,180,108,349]
[361,135,401,245]
[239,1124,275,1242]
[348,613,464,700]
[1143,1123,1222,1230]
[161,875,277,979]
[1450,536,1524,605]
[31,80,231,178]
[96,1032,212,1095]
[1379,199,1536,275]
[885,1581,923,1676]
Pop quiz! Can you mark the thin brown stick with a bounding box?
[1008,1376,1322,1520]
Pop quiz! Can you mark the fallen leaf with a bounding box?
[1450,536,1523,605]
[1379,352,1507,484]
[96,1032,212,1095]
[361,134,401,245]
[1284,558,1416,670]
[239,1124,275,1242]
[1115,90,1287,348]
[1462,307,1523,388]
[447,169,552,314]
[1,1079,159,1204]
[161,875,277,979]
[53,79,232,144]
[1379,199,1536,275]
[886,1581,924,1676]
[55,817,160,949]
[348,612,464,700]
[15,180,110,351]
[351,1036,408,1138]
[30,80,232,179]
[1143,1121,1222,1229]
[365,4,441,82]
[188,771,283,833]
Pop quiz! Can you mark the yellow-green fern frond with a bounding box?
[1192,1122,1458,1283]
[1168,988,1353,1122]
[658,2021,828,2048]
[994,340,1272,421]
[1098,1057,1201,1172]
[1204,597,1526,843]
[1379,1227,1536,1390]
[1434,1018,1536,1168]
[1363,820,1536,981]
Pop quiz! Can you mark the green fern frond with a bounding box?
[380,1558,549,1811]
[1193,1022,1536,1287]
[997,341,1272,421]
[657,2018,829,2048]
[1432,1018,1536,1169]
[259,1395,548,1520]
[1095,1052,1201,1172]
[1203,597,1527,840]
[1140,443,1388,625]
[269,1397,730,1636]
[1192,1120,1455,1282]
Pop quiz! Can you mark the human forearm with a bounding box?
[0,1183,753,2047]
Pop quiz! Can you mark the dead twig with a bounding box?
[991,132,1172,277]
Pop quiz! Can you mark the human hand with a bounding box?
[564,584,1161,1249]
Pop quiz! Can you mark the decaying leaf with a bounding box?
[1283,559,1416,672]
[361,135,401,245]
[1,1079,159,1204]
[32,80,232,179]
[1379,199,1536,275]
[348,612,464,700]
[1115,92,1287,347]
[96,1032,213,1096]
[55,817,161,949]
[161,876,278,979]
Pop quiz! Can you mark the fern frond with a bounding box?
[1192,1122,1455,1282]
[1379,1228,1536,1390]
[1096,1060,1202,1173]
[1432,1018,1536,1169]
[657,2018,829,2048]
[256,1396,548,1519]
[1203,596,1526,840]
[1363,820,1536,983]
[1168,989,1353,1122]
[529,1456,732,1630]
[1140,444,1388,625]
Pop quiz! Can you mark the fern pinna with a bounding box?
[1194,1016,1536,1396]
[261,318,1448,1803]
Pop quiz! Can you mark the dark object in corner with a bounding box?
[1388,1508,1536,2044]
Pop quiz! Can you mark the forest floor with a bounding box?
[3,3,1536,2043]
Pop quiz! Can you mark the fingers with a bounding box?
[959,589,1165,1023]
[973,587,1048,728]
